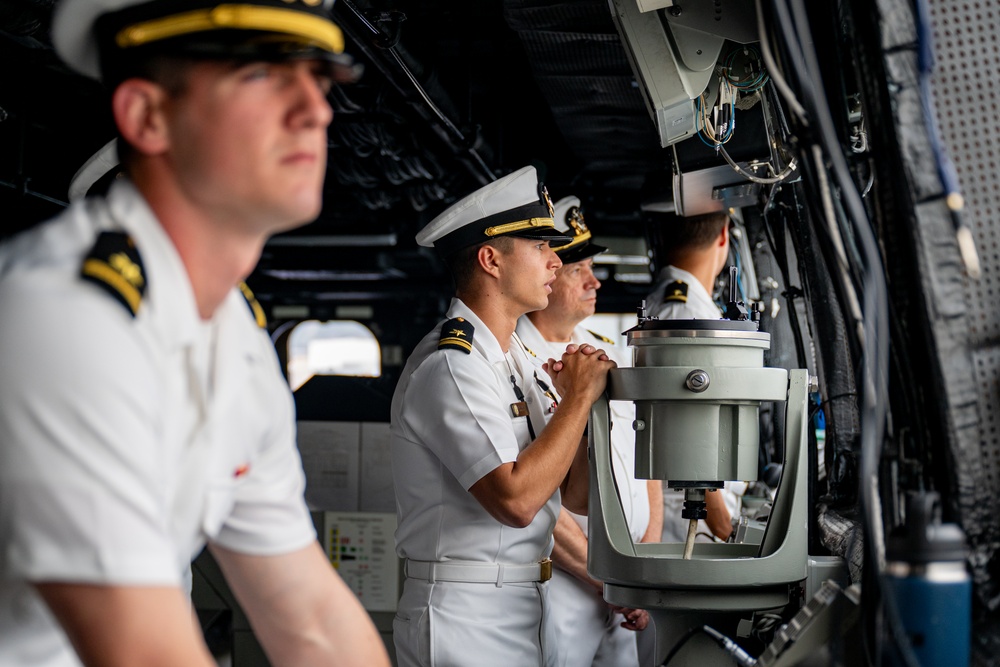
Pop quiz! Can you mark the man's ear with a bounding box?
[477,243,503,278]
[719,221,730,247]
[111,79,170,156]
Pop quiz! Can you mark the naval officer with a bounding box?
[390,165,617,666]
[644,210,745,543]
[0,0,387,665]
[516,196,663,666]
[645,211,731,322]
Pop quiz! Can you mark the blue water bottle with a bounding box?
[884,491,971,667]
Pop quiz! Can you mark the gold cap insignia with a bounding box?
[567,207,589,236]
[540,184,555,219]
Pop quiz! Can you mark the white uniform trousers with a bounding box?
[547,569,640,667]
[394,578,558,666]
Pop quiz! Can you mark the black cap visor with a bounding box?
[95,1,361,83]
[509,228,573,247]
[558,241,608,264]
[104,31,362,83]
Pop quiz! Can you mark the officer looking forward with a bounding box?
[0,1,388,665]
[390,166,617,666]
[516,196,664,667]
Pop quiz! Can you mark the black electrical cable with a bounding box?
[662,624,757,666]
[755,0,808,125]
[752,612,786,645]
[776,140,866,354]
[782,182,864,510]
[782,1,895,665]
[662,625,705,665]
[767,0,818,132]
[768,1,894,664]
[808,147,867,297]
[759,187,824,547]
[759,188,809,373]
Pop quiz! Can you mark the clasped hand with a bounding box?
[542,343,616,402]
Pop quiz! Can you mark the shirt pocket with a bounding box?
[510,412,534,450]
[201,478,236,539]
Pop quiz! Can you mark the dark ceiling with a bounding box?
[0,0,685,316]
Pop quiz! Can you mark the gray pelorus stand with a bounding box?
[587,307,810,666]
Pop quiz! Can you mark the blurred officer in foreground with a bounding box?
[645,211,745,544]
[0,1,389,665]
[391,166,617,666]
[516,196,663,666]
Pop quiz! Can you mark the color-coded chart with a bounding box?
[324,511,400,611]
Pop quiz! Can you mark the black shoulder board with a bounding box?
[586,329,614,345]
[663,280,689,303]
[439,317,474,353]
[239,282,267,328]
[80,231,146,317]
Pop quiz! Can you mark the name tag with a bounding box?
[510,401,529,417]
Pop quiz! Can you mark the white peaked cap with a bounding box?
[552,196,582,233]
[549,195,608,263]
[416,165,572,256]
[52,0,348,82]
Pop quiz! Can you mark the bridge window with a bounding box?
[286,320,382,391]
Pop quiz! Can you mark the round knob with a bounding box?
[633,419,646,432]
[685,370,711,393]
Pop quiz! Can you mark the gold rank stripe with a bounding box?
[82,258,142,314]
[439,336,472,351]
[484,217,555,237]
[116,4,345,54]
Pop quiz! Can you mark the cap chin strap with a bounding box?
[484,217,556,237]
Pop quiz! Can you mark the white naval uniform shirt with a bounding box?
[0,180,316,667]
[646,264,722,320]
[514,318,650,542]
[515,317,651,667]
[390,298,562,667]
[391,298,559,564]
[644,265,745,543]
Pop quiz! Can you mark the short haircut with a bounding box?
[103,50,198,94]
[111,53,199,168]
[445,236,516,290]
[647,211,729,267]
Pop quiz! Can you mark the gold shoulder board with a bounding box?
[80,231,146,318]
[663,280,689,303]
